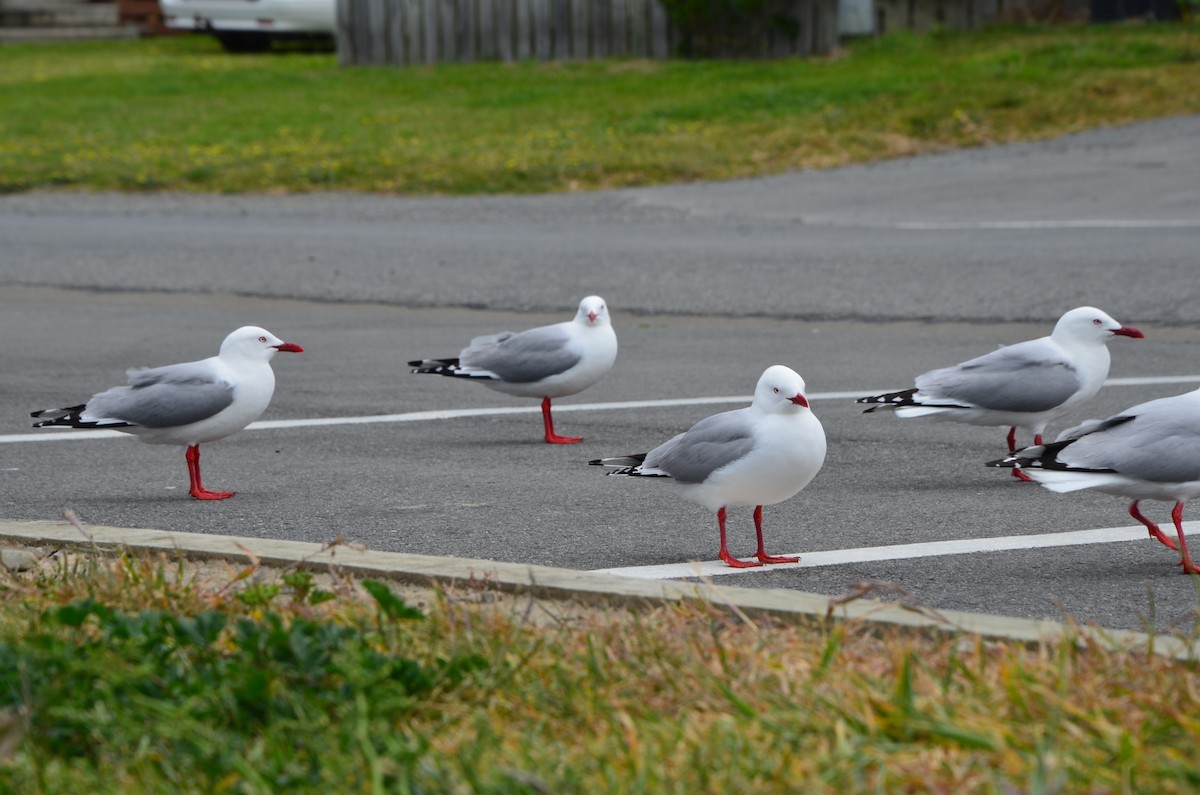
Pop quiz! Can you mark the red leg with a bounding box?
[1129,500,1178,551]
[185,444,235,501]
[1170,502,1199,574]
[753,505,799,564]
[1006,427,1034,481]
[541,397,582,445]
[717,507,761,568]
[1033,434,1044,446]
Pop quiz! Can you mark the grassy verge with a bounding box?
[1,549,1198,793]
[0,24,1197,194]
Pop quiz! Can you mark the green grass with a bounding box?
[1,551,1199,793]
[0,23,1197,194]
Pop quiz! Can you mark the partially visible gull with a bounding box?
[989,388,1200,574]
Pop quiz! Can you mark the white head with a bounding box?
[752,365,811,414]
[219,326,305,361]
[1052,307,1143,345]
[575,296,611,327]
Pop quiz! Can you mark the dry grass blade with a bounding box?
[60,508,93,545]
[827,579,954,625]
[0,707,25,762]
[231,541,262,582]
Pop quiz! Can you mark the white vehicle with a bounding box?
[160,0,335,52]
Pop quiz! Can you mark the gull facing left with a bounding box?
[31,325,303,500]
[590,365,826,568]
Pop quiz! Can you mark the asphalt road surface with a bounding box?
[2,115,1199,634]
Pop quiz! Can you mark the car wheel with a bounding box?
[215,32,272,53]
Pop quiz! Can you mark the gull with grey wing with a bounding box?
[31,325,303,500]
[857,306,1143,480]
[988,388,1200,574]
[409,296,617,444]
[591,365,826,568]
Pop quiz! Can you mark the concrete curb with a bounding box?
[3,519,1196,660]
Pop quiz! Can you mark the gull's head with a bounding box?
[753,365,810,414]
[576,295,610,327]
[1054,307,1143,345]
[220,326,305,360]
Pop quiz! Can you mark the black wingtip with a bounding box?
[409,357,461,375]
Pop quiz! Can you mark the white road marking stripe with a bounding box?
[590,523,1200,580]
[0,392,870,444]
[891,220,1200,231]
[1104,375,1200,386]
[5,376,1199,445]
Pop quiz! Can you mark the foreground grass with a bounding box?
[0,551,1198,793]
[0,24,1197,194]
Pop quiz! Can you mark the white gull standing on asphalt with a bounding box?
[590,365,826,568]
[408,296,617,444]
[31,325,304,500]
[856,306,1143,480]
[988,388,1200,574]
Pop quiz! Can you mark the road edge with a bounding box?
[2,518,1194,660]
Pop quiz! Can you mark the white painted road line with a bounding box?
[0,391,871,444]
[891,220,1200,231]
[591,523,1200,580]
[5,377,1200,445]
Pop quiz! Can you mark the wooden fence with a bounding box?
[336,0,839,65]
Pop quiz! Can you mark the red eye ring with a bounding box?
[258,336,268,342]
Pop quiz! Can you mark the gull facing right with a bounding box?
[988,388,1200,574]
[409,296,617,444]
[590,365,826,569]
[31,325,304,500]
[857,306,1143,479]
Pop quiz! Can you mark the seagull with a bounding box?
[408,296,617,444]
[857,306,1143,480]
[590,365,826,568]
[31,326,303,500]
[988,388,1200,574]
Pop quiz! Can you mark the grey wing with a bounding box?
[86,362,235,428]
[644,409,756,484]
[1055,416,1113,441]
[459,324,580,383]
[1060,396,1200,482]
[915,340,1081,412]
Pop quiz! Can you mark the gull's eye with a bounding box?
[773,387,780,394]
[258,336,268,342]
[1092,319,1102,326]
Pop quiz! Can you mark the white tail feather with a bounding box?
[1023,469,1121,493]
[895,406,953,419]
